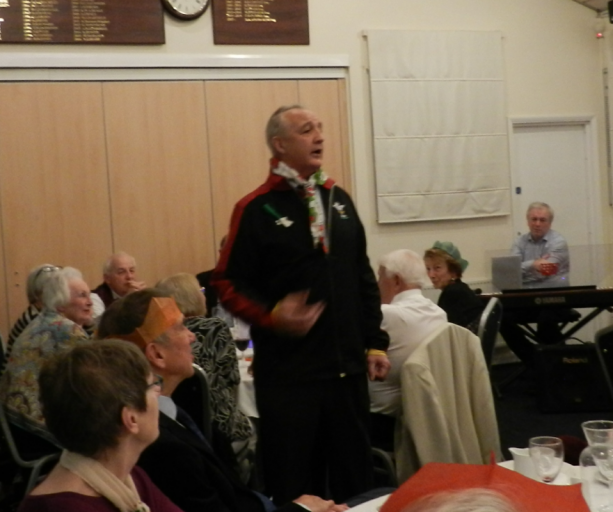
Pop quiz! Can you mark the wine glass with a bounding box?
[529,436,564,483]
[582,420,613,511]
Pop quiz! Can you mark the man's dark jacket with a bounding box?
[138,413,302,512]
[212,171,389,385]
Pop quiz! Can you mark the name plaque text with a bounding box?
[213,0,308,45]
[0,0,164,44]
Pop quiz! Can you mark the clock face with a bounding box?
[162,0,210,20]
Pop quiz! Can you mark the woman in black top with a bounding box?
[424,241,483,333]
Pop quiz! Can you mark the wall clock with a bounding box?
[162,0,210,20]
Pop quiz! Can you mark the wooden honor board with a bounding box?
[212,0,308,45]
[0,0,164,44]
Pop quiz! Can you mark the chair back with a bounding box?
[477,297,503,370]
[173,363,213,441]
[395,323,501,483]
[595,324,613,405]
[0,401,59,496]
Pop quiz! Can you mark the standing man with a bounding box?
[92,251,146,309]
[501,202,571,363]
[212,105,390,504]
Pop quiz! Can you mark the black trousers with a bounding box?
[500,308,571,364]
[256,373,374,506]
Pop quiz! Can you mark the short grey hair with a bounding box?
[42,267,83,311]
[102,251,136,276]
[26,264,60,304]
[527,201,554,221]
[378,249,429,289]
[156,273,206,318]
[402,489,519,512]
[265,104,304,155]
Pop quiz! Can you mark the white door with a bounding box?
[511,119,605,340]
[512,122,591,245]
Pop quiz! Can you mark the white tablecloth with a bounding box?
[349,494,390,512]
[237,358,258,418]
[498,460,609,511]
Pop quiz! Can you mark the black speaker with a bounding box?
[609,1,613,24]
[534,343,613,413]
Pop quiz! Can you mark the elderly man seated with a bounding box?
[92,251,146,312]
[370,250,447,448]
[97,289,348,512]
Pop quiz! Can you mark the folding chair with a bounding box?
[477,297,503,370]
[595,324,613,406]
[0,402,59,496]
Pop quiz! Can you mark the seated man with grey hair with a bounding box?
[92,251,146,312]
[370,249,447,441]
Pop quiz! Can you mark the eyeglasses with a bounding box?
[34,265,60,280]
[148,374,164,390]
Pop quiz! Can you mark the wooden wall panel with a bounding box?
[0,77,350,338]
[0,82,113,328]
[298,79,351,192]
[205,80,299,248]
[103,81,215,286]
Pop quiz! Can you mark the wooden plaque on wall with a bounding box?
[0,0,164,44]
[212,0,309,45]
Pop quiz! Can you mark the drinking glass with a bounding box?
[529,436,564,483]
[581,420,613,511]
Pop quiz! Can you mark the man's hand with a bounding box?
[271,290,325,337]
[533,255,559,276]
[293,495,349,512]
[367,354,391,381]
[127,280,147,293]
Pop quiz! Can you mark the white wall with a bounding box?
[0,0,607,282]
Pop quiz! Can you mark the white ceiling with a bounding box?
[572,0,609,12]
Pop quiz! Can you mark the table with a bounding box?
[499,459,610,511]
[348,493,390,512]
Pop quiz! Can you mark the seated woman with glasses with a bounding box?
[1,264,61,375]
[0,267,92,444]
[19,340,182,512]
[424,242,483,334]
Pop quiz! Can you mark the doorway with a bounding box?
[510,117,605,340]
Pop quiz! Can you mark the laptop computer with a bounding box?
[491,255,522,292]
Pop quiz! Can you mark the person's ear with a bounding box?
[272,136,285,156]
[121,406,139,435]
[394,274,403,290]
[144,342,166,371]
